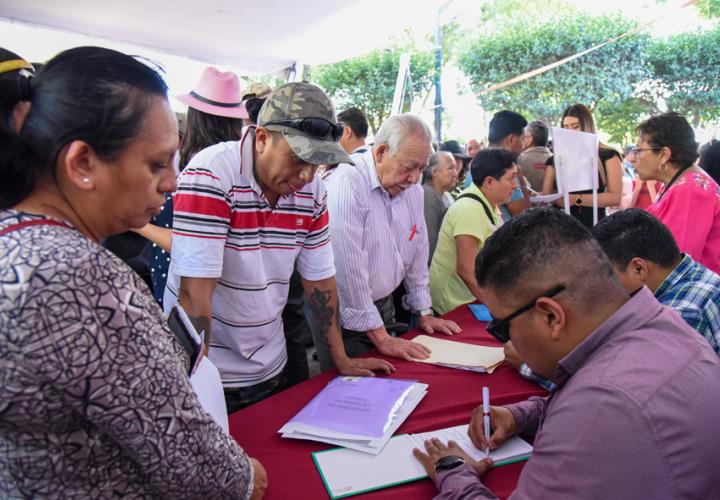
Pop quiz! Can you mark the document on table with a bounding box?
[280,378,428,454]
[285,377,417,438]
[313,424,533,499]
[411,425,533,464]
[412,335,504,373]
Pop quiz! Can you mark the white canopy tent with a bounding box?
[0,0,441,75]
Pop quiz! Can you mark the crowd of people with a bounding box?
[1,44,719,499]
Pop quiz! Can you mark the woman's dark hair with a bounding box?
[471,148,516,188]
[0,48,35,206]
[699,139,720,185]
[561,103,597,133]
[1,46,168,209]
[244,97,266,125]
[636,112,698,169]
[179,108,243,168]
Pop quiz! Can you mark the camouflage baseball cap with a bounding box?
[241,82,272,101]
[257,82,353,166]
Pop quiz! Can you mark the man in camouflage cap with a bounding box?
[257,82,353,168]
[166,82,393,412]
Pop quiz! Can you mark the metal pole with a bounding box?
[391,53,411,116]
[433,6,443,143]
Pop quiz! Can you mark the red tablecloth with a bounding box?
[228,305,546,500]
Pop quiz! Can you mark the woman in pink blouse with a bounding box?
[632,112,720,273]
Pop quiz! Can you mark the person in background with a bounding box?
[466,138,482,158]
[633,112,720,273]
[319,106,370,181]
[543,104,623,228]
[592,209,719,354]
[620,146,660,210]
[699,139,720,185]
[320,114,461,370]
[337,106,369,154]
[429,149,517,315]
[517,120,552,193]
[422,151,458,264]
[133,67,247,307]
[441,140,472,176]
[415,208,720,500]
[622,145,636,178]
[0,46,265,499]
[487,110,530,221]
[240,82,272,127]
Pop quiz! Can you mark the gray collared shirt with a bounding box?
[434,287,720,499]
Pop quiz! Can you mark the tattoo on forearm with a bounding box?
[308,288,335,349]
[188,315,212,347]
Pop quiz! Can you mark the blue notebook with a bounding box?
[468,303,492,322]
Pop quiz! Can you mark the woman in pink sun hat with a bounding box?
[135,67,251,307]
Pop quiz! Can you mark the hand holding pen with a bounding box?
[468,393,517,453]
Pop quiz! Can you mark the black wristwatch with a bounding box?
[434,455,465,473]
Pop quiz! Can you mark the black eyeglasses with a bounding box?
[630,146,661,156]
[263,118,344,141]
[486,285,566,343]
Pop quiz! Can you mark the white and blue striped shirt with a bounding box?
[326,148,432,331]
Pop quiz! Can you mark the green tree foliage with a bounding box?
[457,14,651,144]
[312,45,435,134]
[648,25,720,127]
[595,98,655,147]
[695,0,720,19]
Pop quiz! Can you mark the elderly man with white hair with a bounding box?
[313,114,461,369]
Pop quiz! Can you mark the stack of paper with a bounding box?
[313,423,533,499]
[279,377,428,454]
[412,335,504,373]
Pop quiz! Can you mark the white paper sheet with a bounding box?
[529,193,564,205]
[190,357,228,433]
[552,127,599,193]
[411,424,533,464]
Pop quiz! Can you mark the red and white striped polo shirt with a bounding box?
[164,128,335,387]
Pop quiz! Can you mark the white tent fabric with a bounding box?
[0,0,441,74]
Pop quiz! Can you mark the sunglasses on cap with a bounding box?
[263,118,344,141]
[486,285,566,343]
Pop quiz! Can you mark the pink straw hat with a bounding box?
[176,67,248,119]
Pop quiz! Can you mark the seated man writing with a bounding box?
[414,208,720,499]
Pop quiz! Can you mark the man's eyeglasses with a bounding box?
[263,118,344,141]
[630,146,661,156]
[486,285,566,343]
